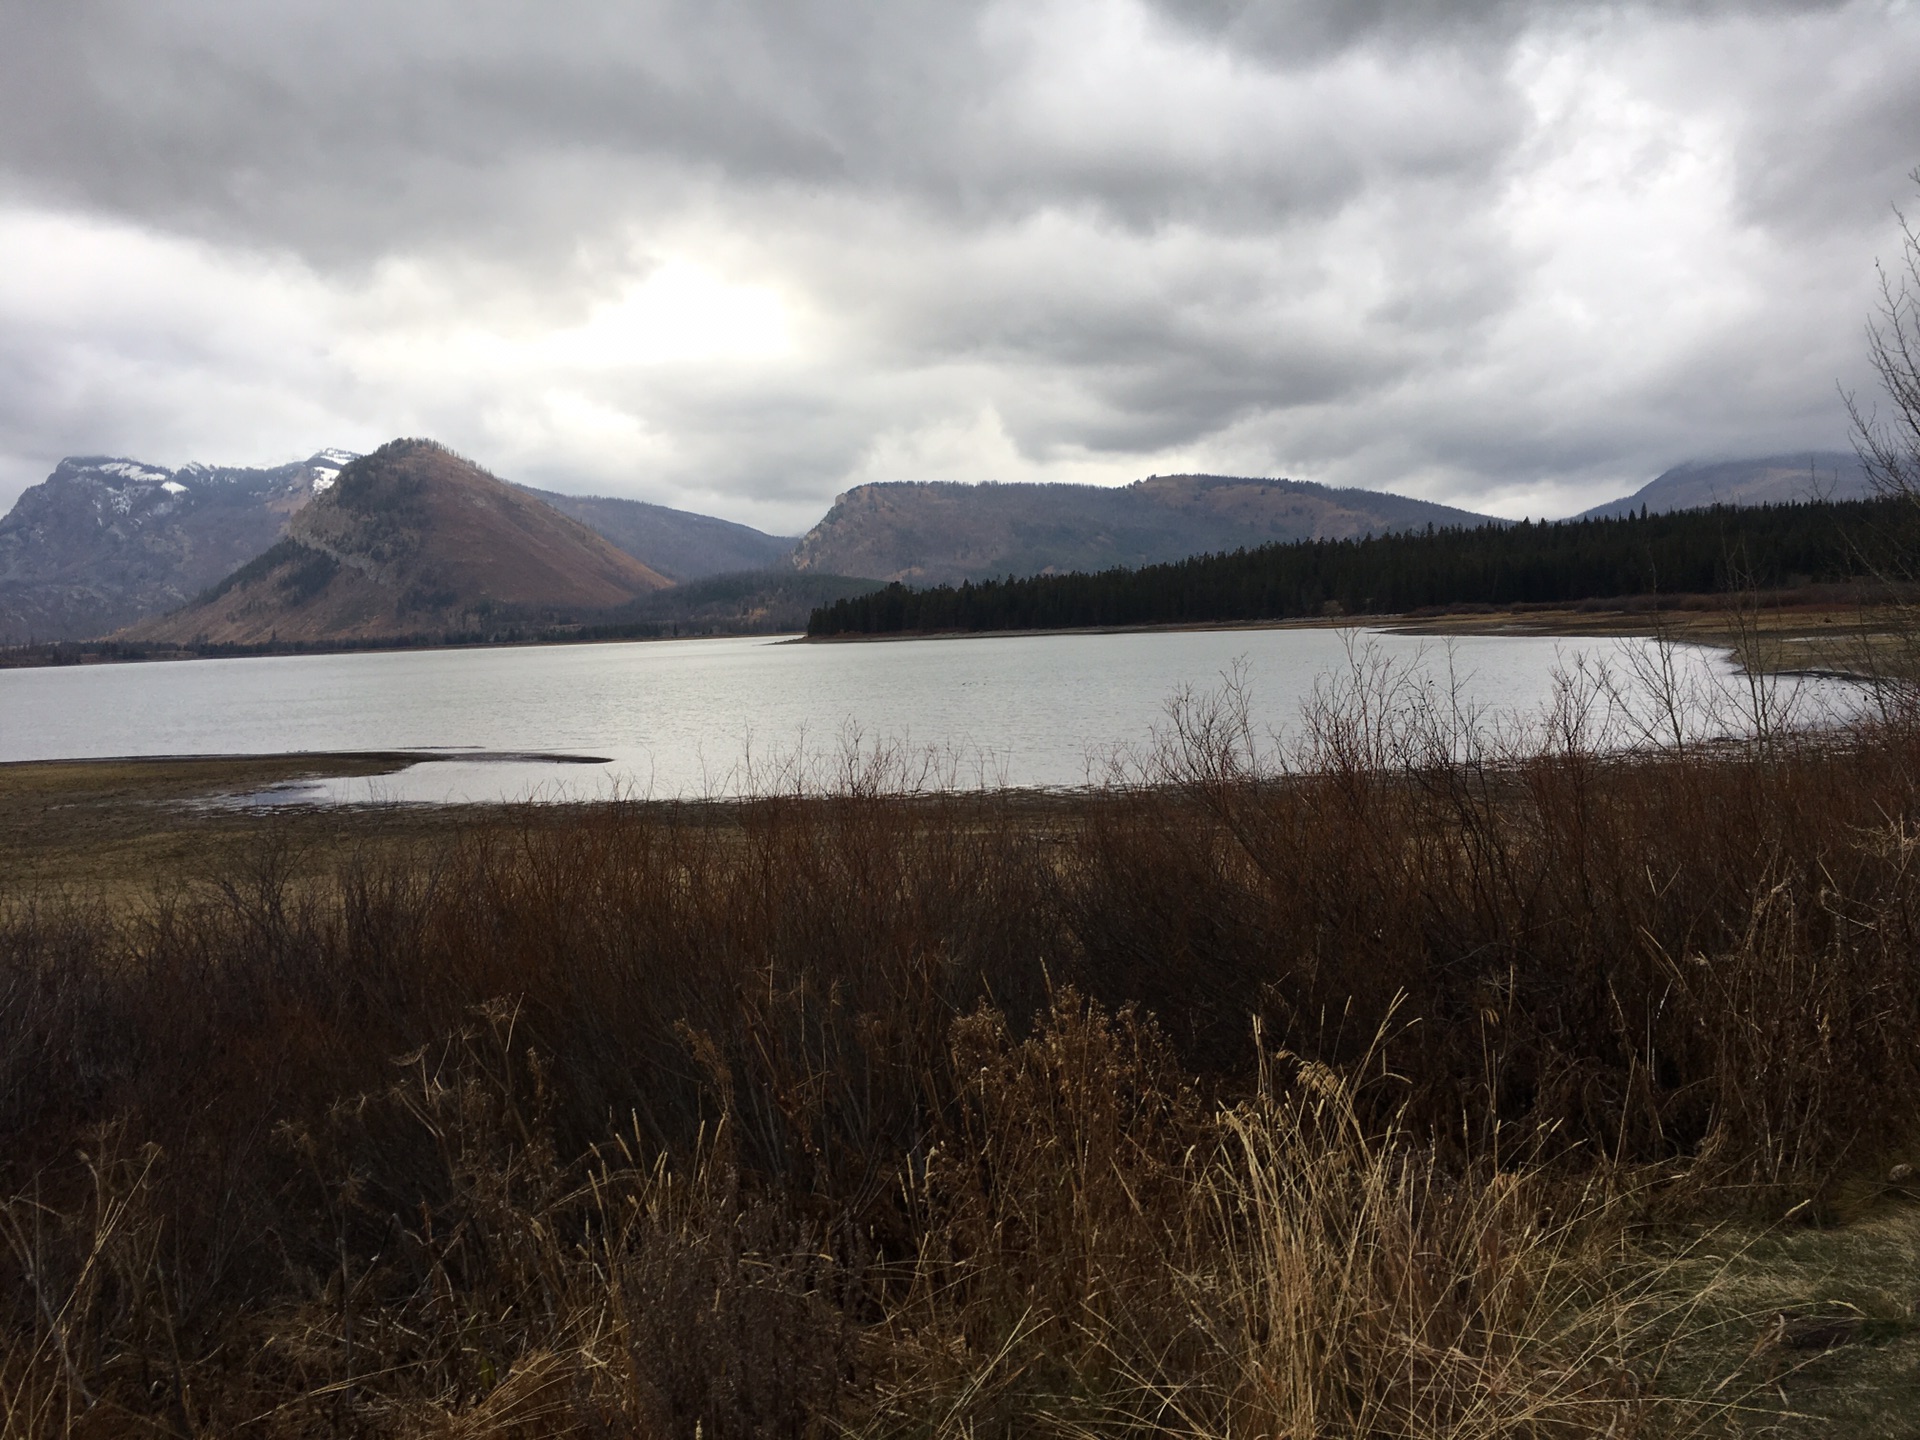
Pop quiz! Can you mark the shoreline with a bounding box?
[0,625,792,670]
[9,590,1907,681]
[799,596,1914,680]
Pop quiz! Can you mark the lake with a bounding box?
[0,627,1859,803]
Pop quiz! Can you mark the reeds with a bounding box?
[4,649,1919,1434]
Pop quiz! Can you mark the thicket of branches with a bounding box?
[1851,173,1920,502]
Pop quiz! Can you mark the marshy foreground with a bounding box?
[5,665,1920,1436]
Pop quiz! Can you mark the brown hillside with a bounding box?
[128,440,669,643]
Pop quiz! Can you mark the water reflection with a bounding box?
[0,627,1866,805]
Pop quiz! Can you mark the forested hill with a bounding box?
[807,497,1913,637]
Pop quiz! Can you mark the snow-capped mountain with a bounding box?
[130,439,674,646]
[0,442,815,642]
[0,451,358,642]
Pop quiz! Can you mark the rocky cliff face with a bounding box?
[790,474,1495,584]
[128,439,672,644]
[0,451,355,642]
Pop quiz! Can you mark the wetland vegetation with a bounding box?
[6,649,1920,1437]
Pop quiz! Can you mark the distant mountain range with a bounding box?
[791,474,1494,586]
[0,442,1883,645]
[0,451,351,643]
[1575,452,1871,520]
[128,441,670,644]
[526,488,796,582]
[0,448,803,642]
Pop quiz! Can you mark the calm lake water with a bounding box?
[0,628,1860,803]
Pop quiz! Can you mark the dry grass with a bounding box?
[0,754,430,901]
[1386,593,1920,682]
[5,650,1920,1435]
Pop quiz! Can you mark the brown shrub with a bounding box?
[3,686,1919,1432]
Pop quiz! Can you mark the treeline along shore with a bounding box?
[807,496,1915,636]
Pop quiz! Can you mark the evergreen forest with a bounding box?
[807,496,1913,636]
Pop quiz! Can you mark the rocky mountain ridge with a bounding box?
[0,451,350,642]
[791,474,1497,585]
[128,440,671,644]
[1,444,1882,645]
[0,450,801,641]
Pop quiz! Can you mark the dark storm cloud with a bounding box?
[1147,0,1854,57]
[0,0,1523,251]
[0,1,905,258]
[0,0,1913,526]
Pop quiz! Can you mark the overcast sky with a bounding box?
[0,0,1914,530]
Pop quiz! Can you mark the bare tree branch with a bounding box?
[1849,169,1920,501]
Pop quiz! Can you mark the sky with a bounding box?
[0,0,1915,533]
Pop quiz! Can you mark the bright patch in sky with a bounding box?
[551,263,792,369]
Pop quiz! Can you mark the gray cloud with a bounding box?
[0,0,1913,530]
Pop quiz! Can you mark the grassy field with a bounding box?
[1386,593,1920,683]
[0,754,445,902]
[805,591,1920,687]
[5,660,1920,1436]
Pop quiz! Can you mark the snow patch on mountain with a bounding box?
[96,461,170,483]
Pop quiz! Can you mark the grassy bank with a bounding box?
[5,670,1920,1435]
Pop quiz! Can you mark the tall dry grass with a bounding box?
[3,647,1919,1435]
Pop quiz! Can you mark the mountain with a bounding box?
[0,447,803,641]
[0,450,352,642]
[127,439,669,644]
[809,496,1908,638]
[789,474,1496,585]
[1573,452,1871,520]
[525,489,796,581]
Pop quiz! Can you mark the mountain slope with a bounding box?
[526,488,796,581]
[1574,452,1871,520]
[0,451,351,642]
[790,474,1494,585]
[0,446,802,641]
[129,439,669,643]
